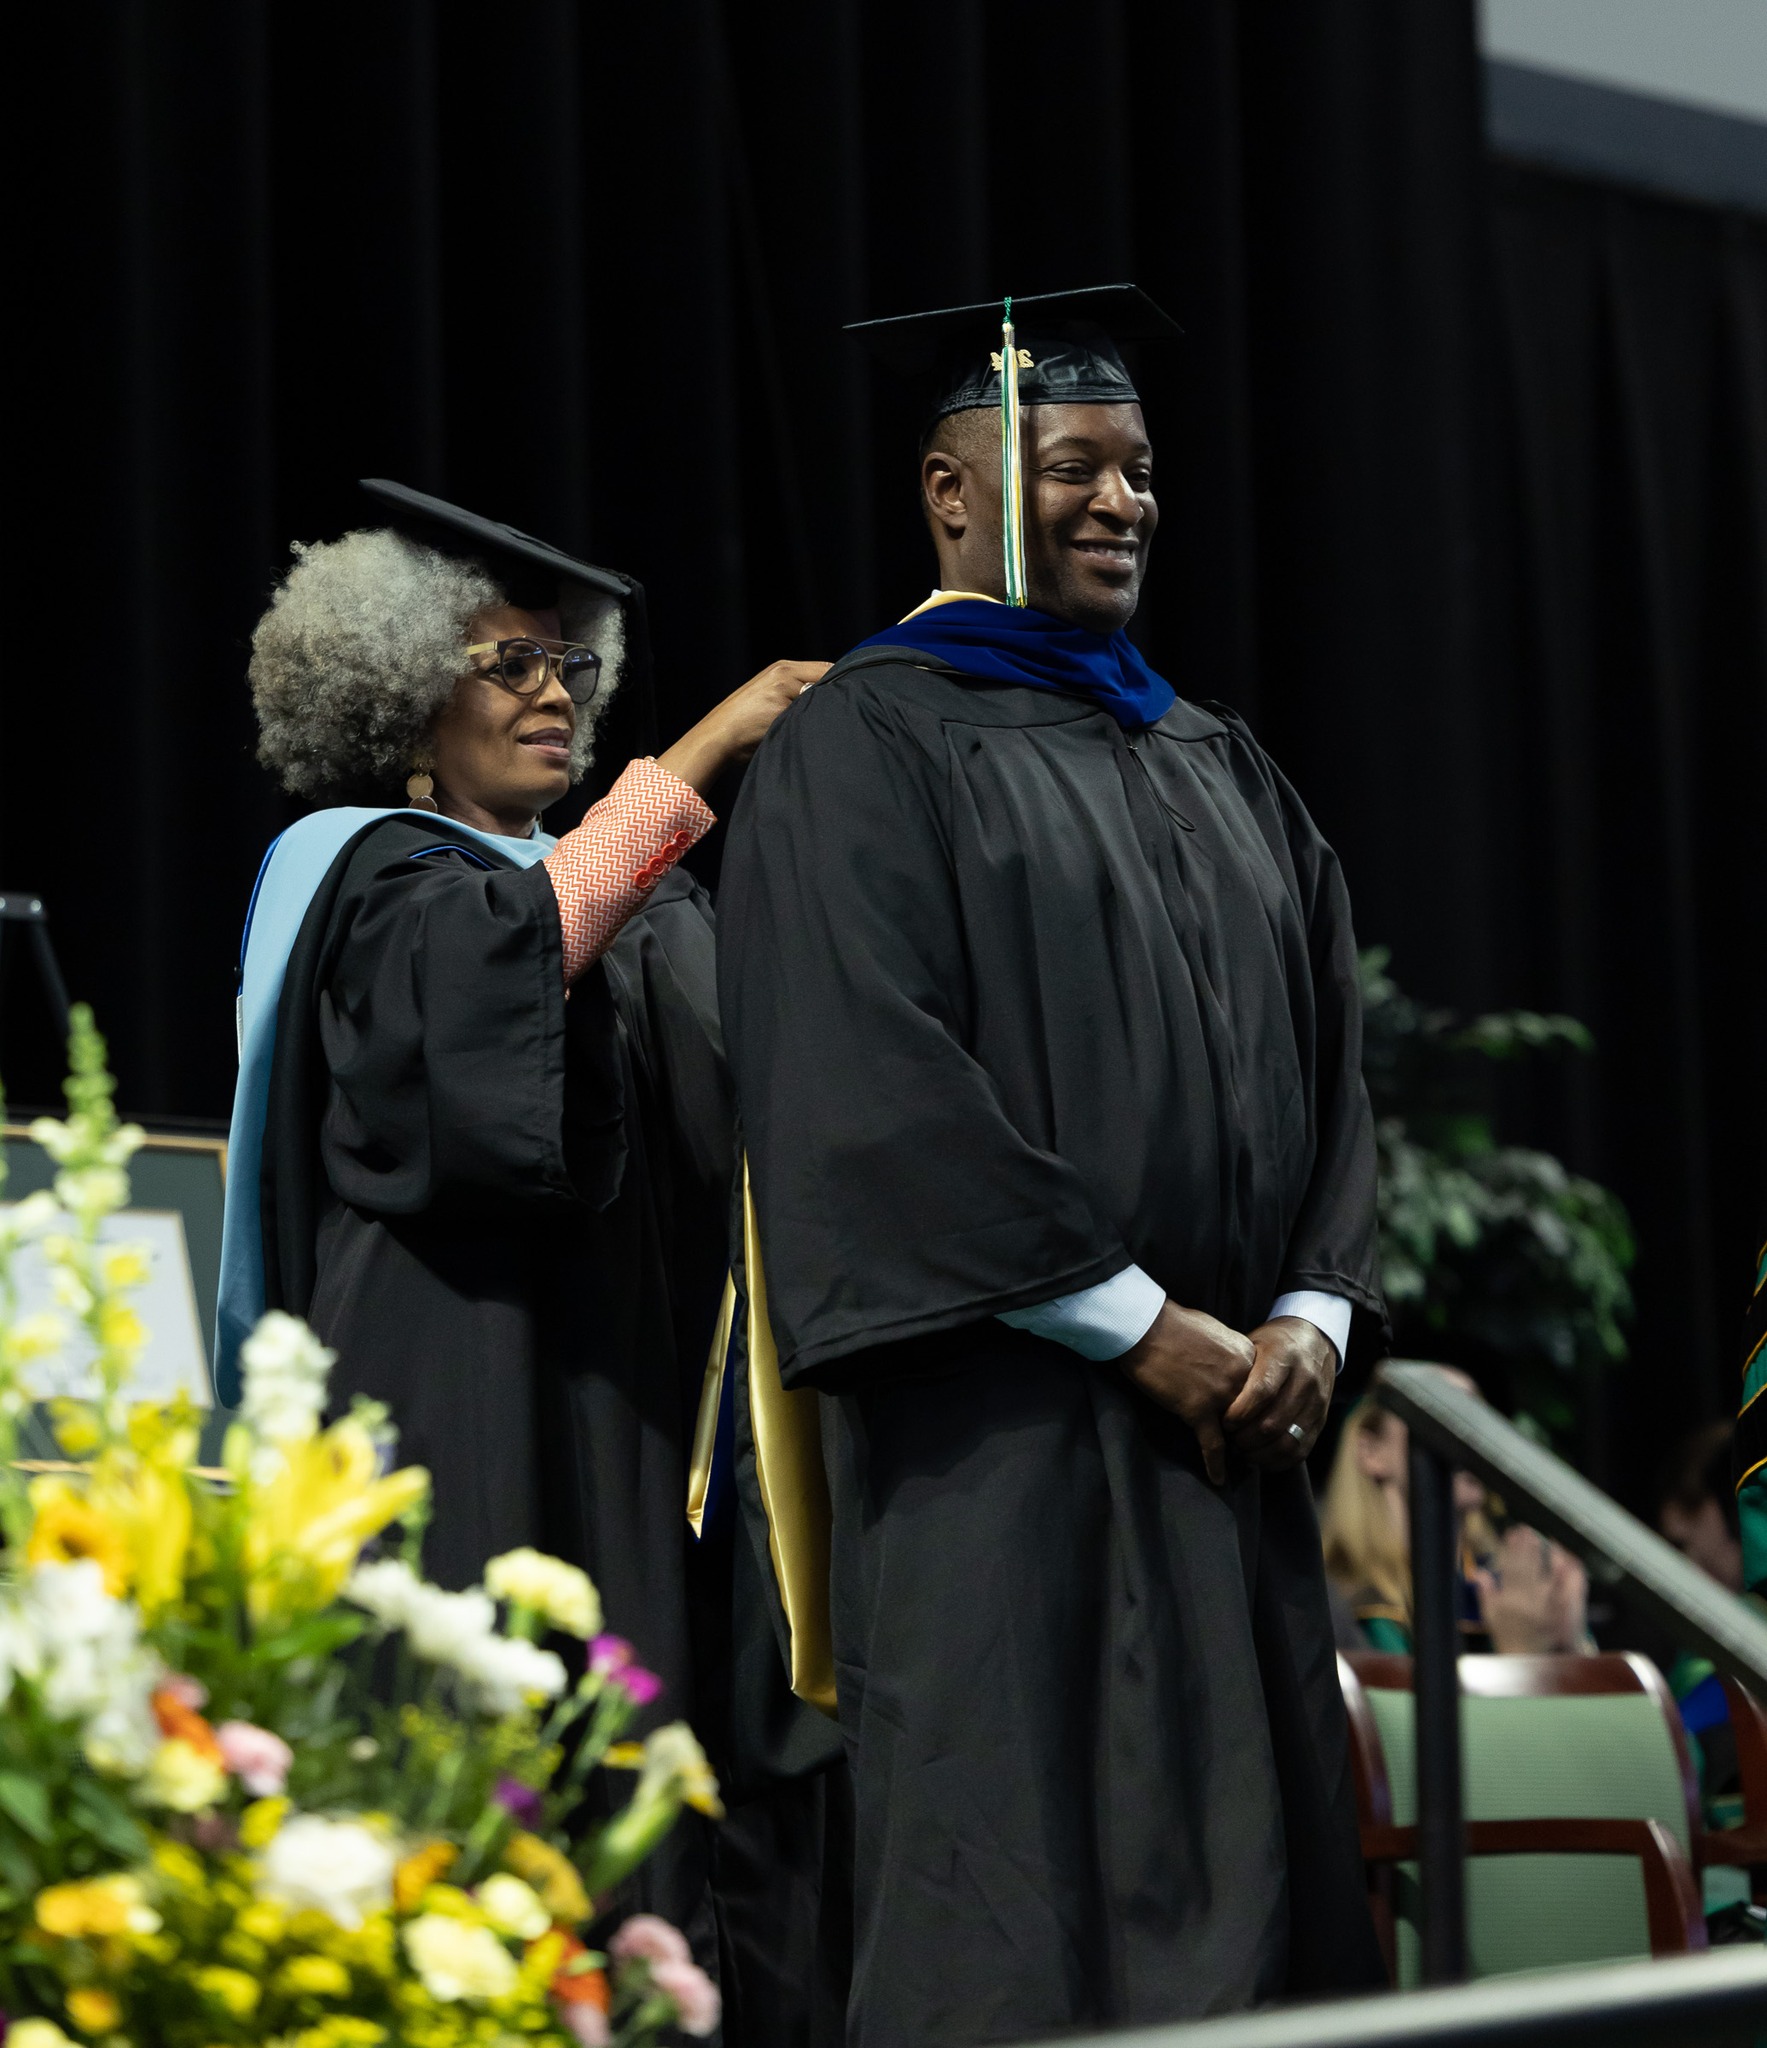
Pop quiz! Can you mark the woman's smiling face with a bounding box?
[427,603,577,835]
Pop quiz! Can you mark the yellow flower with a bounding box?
[501,1832,590,1927]
[244,1420,429,1624]
[96,1300,146,1355]
[141,1736,229,1812]
[49,1400,102,1456]
[101,1244,151,1290]
[392,1838,457,1913]
[196,1964,261,2018]
[602,1742,645,1768]
[26,1483,131,1596]
[402,1913,519,2001]
[35,1874,161,1939]
[278,1952,352,1997]
[476,1873,549,1940]
[151,1838,207,1890]
[240,1796,292,1850]
[484,1548,602,1638]
[64,1987,122,2033]
[238,1898,289,1941]
[5,1311,66,1364]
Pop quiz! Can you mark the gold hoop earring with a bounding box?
[405,769,438,813]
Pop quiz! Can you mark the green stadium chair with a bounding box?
[1339,1652,1707,1983]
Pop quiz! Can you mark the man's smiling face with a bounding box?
[919,400,1158,635]
[1021,402,1157,633]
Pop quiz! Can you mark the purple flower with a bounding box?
[590,1634,663,1704]
[494,1776,544,1828]
[618,1664,664,1706]
[588,1634,633,1677]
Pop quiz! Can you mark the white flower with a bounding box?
[476,1872,551,1940]
[343,1557,425,1632]
[0,1188,58,1247]
[48,1266,93,1318]
[402,1582,498,1667]
[343,1563,564,1712]
[26,1115,81,1163]
[452,1631,568,1716]
[54,1165,129,1218]
[16,1562,161,1777]
[402,1913,519,2002]
[256,1813,396,1929]
[239,1310,336,1447]
[10,2021,79,2048]
[485,1548,602,1639]
[633,1722,723,1819]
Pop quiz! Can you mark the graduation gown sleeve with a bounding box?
[313,834,628,1220]
[1226,717,1388,1365]
[717,682,1130,1383]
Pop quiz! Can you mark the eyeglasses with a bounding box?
[464,637,604,706]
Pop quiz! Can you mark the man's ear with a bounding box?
[921,448,970,539]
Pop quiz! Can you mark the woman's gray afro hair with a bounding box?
[250,528,620,800]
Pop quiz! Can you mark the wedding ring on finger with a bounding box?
[1286,1423,1307,1444]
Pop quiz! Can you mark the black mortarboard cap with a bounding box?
[358,478,630,611]
[845,283,1181,427]
[355,479,657,804]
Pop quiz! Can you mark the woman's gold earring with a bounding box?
[405,769,438,812]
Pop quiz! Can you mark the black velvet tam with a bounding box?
[844,281,1181,426]
[358,476,629,611]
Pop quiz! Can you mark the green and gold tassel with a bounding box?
[999,297,1028,606]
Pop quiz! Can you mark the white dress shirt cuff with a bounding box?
[999,1272,1355,1372]
[998,1264,1166,1362]
[1267,1289,1353,1372]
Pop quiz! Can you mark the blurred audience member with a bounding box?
[1654,1420,1747,1829]
[1321,1377,1591,1655]
[1659,1421,1744,1593]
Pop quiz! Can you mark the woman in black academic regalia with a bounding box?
[217,483,835,1989]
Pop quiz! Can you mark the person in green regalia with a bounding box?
[1737,1224,1767,1597]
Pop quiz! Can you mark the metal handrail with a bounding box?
[1378,1362,1767,1690]
[1018,1950,1767,2047]
[1373,1360,1767,1983]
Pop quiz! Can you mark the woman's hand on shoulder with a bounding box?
[658,660,829,797]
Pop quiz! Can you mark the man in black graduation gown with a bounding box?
[716,289,1388,2043]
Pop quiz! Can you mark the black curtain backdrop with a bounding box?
[6,4,1763,1506]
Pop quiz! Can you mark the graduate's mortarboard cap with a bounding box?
[358,478,630,610]
[845,283,1181,427]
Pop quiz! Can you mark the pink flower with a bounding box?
[651,1956,721,2037]
[590,1634,664,1704]
[559,2004,611,2047]
[216,1720,293,1796]
[161,1673,208,1710]
[609,1914,692,1967]
[619,1664,664,1706]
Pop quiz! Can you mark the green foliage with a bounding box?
[1362,949,1634,1437]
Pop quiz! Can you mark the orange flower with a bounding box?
[393,1838,458,1913]
[151,1685,223,1765]
[544,1930,611,2011]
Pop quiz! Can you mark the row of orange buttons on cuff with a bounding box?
[632,828,697,892]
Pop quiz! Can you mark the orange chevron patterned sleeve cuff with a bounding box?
[542,757,716,983]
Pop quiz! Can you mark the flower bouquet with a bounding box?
[0,1009,721,2047]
